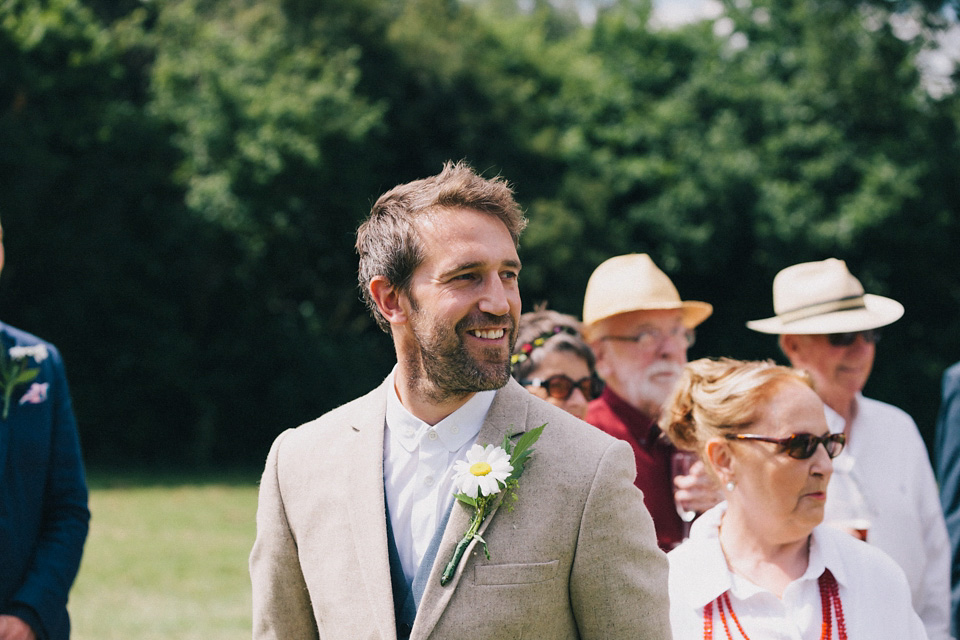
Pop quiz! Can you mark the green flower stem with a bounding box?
[440,497,489,586]
[1,386,13,420]
[0,358,22,420]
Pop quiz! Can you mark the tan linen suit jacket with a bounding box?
[250,378,671,640]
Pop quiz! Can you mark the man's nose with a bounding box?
[656,328,689,359]
[478,276,512,316]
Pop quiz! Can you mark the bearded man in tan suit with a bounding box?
[249,162,671,640]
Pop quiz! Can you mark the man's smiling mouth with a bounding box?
[469,329,506,340]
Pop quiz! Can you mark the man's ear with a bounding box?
[588,323,613,379]
[369,276,409,326]
[590,339,612,378]
[779,334,800,361]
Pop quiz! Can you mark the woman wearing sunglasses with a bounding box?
[510,309,601,420]
[661,357,925,639]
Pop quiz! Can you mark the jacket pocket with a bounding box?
[473,560,558,585]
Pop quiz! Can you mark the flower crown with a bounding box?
[510,325,580,366]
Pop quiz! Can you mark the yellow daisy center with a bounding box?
[469,461,493,476]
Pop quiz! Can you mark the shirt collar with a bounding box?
[822,394,862,469]
[822,393,863,434]
[823,401,845,434]
[597,386,664,448]
[806,525,850,588]
[672,503,730,606]
[385,367,495,453]
[676,503,850,606]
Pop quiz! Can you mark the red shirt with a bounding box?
[585,387,682,551]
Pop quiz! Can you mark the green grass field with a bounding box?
[69,472,260,640]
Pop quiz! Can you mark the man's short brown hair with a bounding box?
[356,161,527,332]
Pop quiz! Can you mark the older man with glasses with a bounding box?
[748,257,952,640]
[582,253,720,551]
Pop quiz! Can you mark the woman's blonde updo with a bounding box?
[660,357,813,456]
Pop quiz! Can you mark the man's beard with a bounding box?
[621,360,684,419]
[405,307,516,404]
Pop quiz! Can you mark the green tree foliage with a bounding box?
[1,0,957,466]
[1,0,198,463]
[516,0,960,440]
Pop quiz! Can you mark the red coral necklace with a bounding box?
[703,569,847,640]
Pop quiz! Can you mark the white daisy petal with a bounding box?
[451,443,515,499]
[465,444,485,464]
[462,476,480,497]
[476,475,494,497]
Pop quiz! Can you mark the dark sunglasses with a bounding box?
[827,328,882,347]
[519,374,603,401]
[725,432,846,460]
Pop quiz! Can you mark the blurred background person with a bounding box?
[663,357,926,639]
[0,219,90,640]
[582,253,720,551]
[748,258,951,640]
[936,359,960,638]
[510,307,601,420]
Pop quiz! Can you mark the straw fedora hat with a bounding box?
[746,258,904,335]
[582,254,713,337]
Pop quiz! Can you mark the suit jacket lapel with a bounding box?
[412,380,533,639]
[0,327,13,484]
[344,380,397,640]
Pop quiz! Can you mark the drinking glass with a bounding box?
[823,455,872,541]
[671,450,699,539]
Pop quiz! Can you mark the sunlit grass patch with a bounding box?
[70,472,260,640]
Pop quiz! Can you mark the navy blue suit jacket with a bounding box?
[0,323,89,640]
[936,360,960,638]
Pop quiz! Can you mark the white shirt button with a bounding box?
[450,425,460,435]
[427,430,439,441]
[424,475,435,486]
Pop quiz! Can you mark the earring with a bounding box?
[725,481,735,492]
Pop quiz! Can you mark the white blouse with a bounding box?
[667,504,928,640]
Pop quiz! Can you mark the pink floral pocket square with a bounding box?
[19,382,49,405]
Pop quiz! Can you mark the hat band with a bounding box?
[776,295,866,324]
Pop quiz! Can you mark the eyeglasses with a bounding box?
[725,432,846,459]
[519,374,603,401]
[826,328,882,347]
[599,325,695,351]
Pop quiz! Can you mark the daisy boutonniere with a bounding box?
[0,344,47,420]
[440,423,545,586]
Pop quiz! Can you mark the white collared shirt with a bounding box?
[383,369,495,584]
[823,394,952,640]
[668,503,927,640]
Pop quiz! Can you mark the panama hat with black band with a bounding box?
[746,258,904,336]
